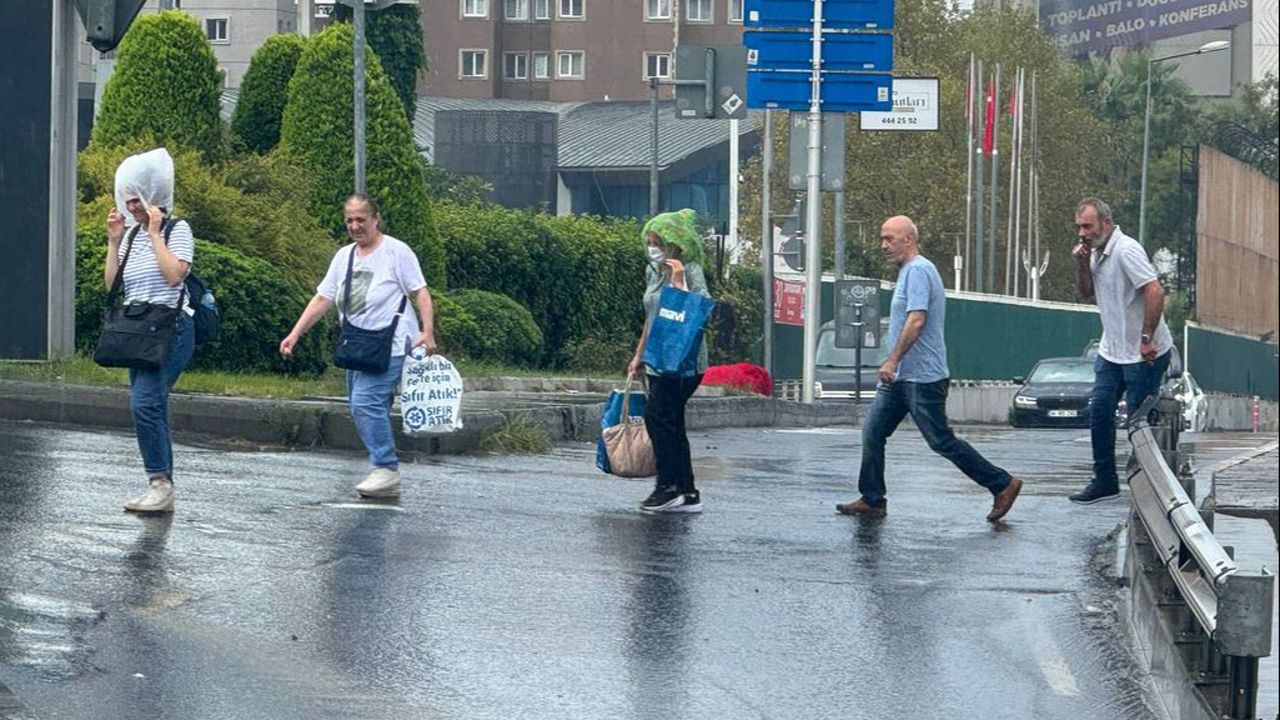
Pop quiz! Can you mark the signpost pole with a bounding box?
[650,77,660,216]
[801,0,825,404]
[762,109,775,379]
[353,0,367,194]
[853,303,864,408]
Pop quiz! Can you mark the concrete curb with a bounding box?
[0,380,855,455]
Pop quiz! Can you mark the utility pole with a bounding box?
[353,0,367,193]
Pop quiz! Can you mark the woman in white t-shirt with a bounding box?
[106,149,196,514]
[280,194,438,498]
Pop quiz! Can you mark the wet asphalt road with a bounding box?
[0,419,1262,720]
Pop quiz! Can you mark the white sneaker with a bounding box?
[355,468,401,498]
[124,476,175,513]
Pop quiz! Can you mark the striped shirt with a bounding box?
[116,220,194,310]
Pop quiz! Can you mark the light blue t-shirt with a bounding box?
[886,255,949,383]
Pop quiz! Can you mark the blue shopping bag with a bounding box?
[597,377,647,474]
[641,286,715,375]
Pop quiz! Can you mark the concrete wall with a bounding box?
[1205,394,1280,433]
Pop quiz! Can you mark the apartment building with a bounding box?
[421,0,748,101]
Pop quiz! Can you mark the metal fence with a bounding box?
[1127,398,1275,719]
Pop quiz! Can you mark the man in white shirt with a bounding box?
[1070,198,1173,505]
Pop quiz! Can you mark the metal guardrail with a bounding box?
[1127,398,1276,720]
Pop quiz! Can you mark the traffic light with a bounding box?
[73,0,148,53]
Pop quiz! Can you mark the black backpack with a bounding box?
[163,218,221,345]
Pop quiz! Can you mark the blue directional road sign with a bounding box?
[745,0,895,30]
[744,31,893,72]
[746,71,892,112]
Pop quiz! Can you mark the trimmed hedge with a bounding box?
[232,34,307,154]
[90,11,224,161]
[332,5,424,121]
[76,226,329,376]
[431,292,482,360]
[279,22,444,289]
[436,203,646,367]
[449,289,544,367]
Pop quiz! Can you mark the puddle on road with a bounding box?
[0,590,101,680]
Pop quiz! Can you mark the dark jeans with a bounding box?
[644,373,702,494]
[858,379,1011,507]
[1090,351,1170,490]
[127,314,195,478]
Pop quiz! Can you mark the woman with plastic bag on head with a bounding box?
[101,148,195,513]
[626,209,714,514]
[280,194,438,499]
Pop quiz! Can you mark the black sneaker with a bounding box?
[1069,482,1121,505]
[640,486,685,513]
[672,490,703,514]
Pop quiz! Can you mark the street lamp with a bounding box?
[1138,40,1230,248]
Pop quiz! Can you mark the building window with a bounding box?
[533,51,550,79]
[460,49,488,78]
[644,52,670,80]
[462,0,488,18]
[556,50,584,78]
[686,0,712,21]
[534,0,551,19]
[205,17,229,43]
[558,0,583,19]
[727,0,743,22]
[646,0,671,20]
[504,0,528,20]
[504,52,529,79]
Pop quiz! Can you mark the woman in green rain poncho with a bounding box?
[626,209,713,514]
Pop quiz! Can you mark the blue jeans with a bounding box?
[347,354,405,469]
[1090,351,1170,490]
[128,314,195,477]
[857,379,1012,507]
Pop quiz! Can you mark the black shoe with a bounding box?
[1069,482,1120,505]
[640,486,685,512]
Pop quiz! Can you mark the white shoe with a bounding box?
[355,468,401,498]
[124,476,175,513]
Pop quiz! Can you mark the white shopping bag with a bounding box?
[400,351,464,435]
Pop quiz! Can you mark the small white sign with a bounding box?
[860,77,940,132]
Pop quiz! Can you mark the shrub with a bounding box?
[77,144,335,294]
[279,22,443,288]
[431,291,482,360]
[332,5,424,121]
[448,289,544,367]
[90,11,224,161]
[231,34,307,154]
[706,264,764,366]
[76,225,330,375]
[436,203,645,367]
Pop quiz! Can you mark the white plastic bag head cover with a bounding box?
[114,148,175,225]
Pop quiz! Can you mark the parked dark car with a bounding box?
[1010,357,1097,428]
[814,320,889,401]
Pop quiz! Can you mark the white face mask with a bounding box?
[647,245,666,265]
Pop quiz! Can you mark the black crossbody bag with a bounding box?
[332,245,407,375]
[93,224,186,371]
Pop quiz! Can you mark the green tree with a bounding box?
[333,4,425,121]
[279,22,444,288]
[232,33,308,154]
[90,11,224,161]
[1199,74,1279,179]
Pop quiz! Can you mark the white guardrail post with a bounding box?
[1127,398,1275,720]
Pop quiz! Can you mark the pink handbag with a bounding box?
[602,374,657,478]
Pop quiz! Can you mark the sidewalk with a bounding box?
[0,378,859,455]
[1209,441,1280,719]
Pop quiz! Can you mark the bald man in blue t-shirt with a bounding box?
[836,216,1023,523]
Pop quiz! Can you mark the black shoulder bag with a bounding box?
[93,224,185,371]
[332,245,407,375]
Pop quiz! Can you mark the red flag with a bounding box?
[982,78,995,155]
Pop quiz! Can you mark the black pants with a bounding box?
[643,373,703,493]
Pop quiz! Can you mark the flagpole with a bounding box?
[963,52,976,293]
[975,60,986,293]
[987,63,1002,294]
[1013,68,1025,297]
[1004,67,1018,296]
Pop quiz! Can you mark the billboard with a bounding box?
[1040,0,1251,55]
[859,77,939,131]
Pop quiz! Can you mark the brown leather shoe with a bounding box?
[987,476,1023,522]
[836,498,887,517]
